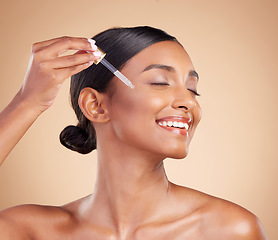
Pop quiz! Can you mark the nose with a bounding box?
[171,88,197,111]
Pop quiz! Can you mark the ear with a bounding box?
[78,87,110,123]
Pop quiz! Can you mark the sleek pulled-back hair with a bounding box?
[60,26,179,154]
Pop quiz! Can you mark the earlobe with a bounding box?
[78,87,110,123]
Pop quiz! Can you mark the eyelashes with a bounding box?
[150,82,169,86]
[188,89,201,96]
[150,82,200,96]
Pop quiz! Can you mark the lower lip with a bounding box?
[157,124,189,136]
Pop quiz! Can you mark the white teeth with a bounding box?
[157,121,190,130]
[178,122,183,128]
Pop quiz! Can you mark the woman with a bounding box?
[0,26,267,239]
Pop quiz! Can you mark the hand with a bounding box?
[18,36,99,113]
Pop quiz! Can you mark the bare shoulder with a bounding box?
[0,204,74,240]
[172,184,268,239]
[205,196,268,239]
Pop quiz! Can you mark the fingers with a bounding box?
[56,61,95,80]
[43,52,97,69]
[31,36,100,83]
[34,37,96,59]
[38,49,101,82]
[32,37,65,52]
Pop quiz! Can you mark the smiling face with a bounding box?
[103,41,201,160]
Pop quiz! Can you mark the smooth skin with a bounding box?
[0,38,268,239]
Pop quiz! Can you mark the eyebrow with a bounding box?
[189,70,199,81]
[142,64,175,73]
[142,64,199,81]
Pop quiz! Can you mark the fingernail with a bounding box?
[88,38,95,45]
[88,39,97,51]
[93,51,102,57]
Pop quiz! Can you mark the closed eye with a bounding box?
[150,82,170,86]
[150,83,200,96]
[188,89,201,96]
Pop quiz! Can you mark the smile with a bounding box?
[157,121,189,130]
[156,116,191,136]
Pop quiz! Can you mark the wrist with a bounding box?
[12,90,45,118]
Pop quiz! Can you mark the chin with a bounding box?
[164,147,189,160]
[168,153,188,160]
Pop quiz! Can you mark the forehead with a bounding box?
[122,41,194,75]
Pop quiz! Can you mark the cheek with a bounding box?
[189,103,202,140]
[108,91,168,142]
[110,89,168,122]
[195,102,202,124]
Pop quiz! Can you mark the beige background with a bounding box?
[0,0,277,238]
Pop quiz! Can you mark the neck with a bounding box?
[81,141,172,235]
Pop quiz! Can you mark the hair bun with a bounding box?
[60,125,96,154]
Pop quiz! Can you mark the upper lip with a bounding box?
[156,116,192,127]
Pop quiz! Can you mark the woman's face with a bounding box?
[105,41,201,159]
